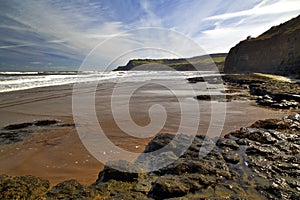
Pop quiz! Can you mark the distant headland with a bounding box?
[113,53,227,71]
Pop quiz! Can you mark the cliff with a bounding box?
[224,15,300,75]
[113,53,227,71]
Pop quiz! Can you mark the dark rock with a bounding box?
[2,120,60,130]
[222,150,241,164]
[196,94,227,101]
[257,178,299,200]
[236,138,252,146]
[187,76,223,84]
[0,119,75,145]
[231,127,278,144]
[0,130,32,144]
[57,123,76,127]
[110,191,149,200]
[94,179,137,198]
[187,76,205,83]
[96,160,139,183]
[154,157,231,179]
[134,176,153,194]
[246,144,280,156]
[217,138,240,150]
[287,113,300,122]
[3,122,33,130]
[250,118,282,129]
[46,179,100,199]
[275,141,300,154]
[256,95,299,109]
[34,119,59,126]
[149,174,218,199]
[0,174,49,200]
[213,183,249,199]
[143,133,174,153]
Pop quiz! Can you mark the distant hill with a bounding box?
[224,15,300,75]
[113,53,227,71]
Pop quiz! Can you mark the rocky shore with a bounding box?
[222,74,300,109]
[0,119,74,145]
[0,73,299,199]
[1,111,299,199]
[192,73,300,109]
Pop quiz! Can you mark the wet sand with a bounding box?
[0,80,291,186]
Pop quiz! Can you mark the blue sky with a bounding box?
[0,0,299,71]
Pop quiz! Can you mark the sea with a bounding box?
[0,71,220,93]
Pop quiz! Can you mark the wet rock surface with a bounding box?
[0,119,75,145]
[223,74,300,109]
[0,113,299,199]
[187,76,223,84]
[94,113,300,199]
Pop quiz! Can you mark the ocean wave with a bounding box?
[0,71,218,93]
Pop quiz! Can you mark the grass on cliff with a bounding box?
[129,54,226,70]
[248,15,300,41]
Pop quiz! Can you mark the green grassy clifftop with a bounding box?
[113,53,227,71]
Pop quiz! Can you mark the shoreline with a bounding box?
[0,75,294,186]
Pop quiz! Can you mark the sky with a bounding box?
[0,0,299,71]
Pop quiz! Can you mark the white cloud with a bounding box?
[205,0,300,20]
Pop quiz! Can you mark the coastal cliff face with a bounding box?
[114,53,227,71]
[224,15,300,75]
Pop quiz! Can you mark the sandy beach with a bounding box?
[0,80,291,186]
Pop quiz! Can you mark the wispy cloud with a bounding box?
[205,0,300,20]
[0,44,32,49]
[0,0,299,70]
[196,0,300,53]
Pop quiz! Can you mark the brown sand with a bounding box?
[0,81,291,186]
